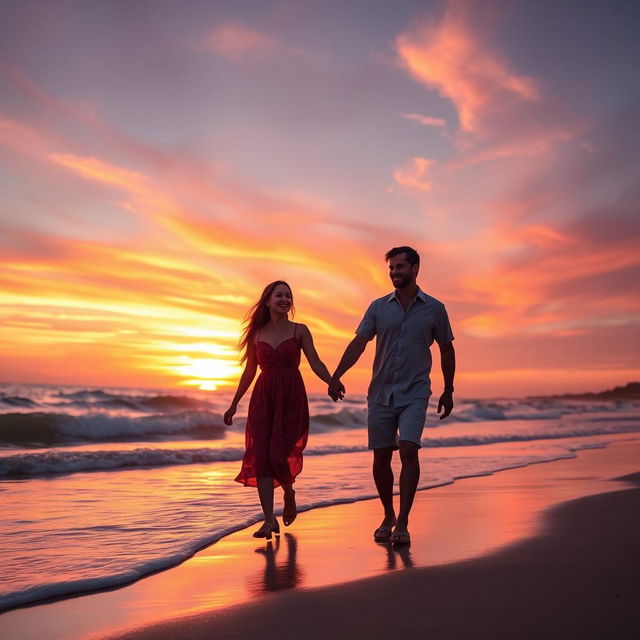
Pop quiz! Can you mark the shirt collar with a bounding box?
[386,287,427,304]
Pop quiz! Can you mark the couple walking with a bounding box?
[224,246,456,545]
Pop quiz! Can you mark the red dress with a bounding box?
[235,330,309,488]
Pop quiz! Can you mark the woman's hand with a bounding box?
[223,405,236,425]
[328,378,345,402]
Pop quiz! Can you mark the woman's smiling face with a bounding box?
[267,283,293,314]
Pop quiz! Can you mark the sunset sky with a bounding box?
[1,0,639,397]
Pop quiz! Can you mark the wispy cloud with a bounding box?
[395,3,539,136]
[0,117,53,158]
[50,154,150,190]
[401,112,447,129]
[202,23,277,60]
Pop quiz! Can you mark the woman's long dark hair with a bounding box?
[238,281,295,363]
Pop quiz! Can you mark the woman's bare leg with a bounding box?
[256,477,277,532]
[282,483,297,526]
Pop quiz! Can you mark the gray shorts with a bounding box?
[367,397,428,449]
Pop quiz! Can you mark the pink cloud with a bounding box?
[396,3,539,136]
[0,117,49,157]
[445,128,576,170]
[401,112,447,129]
[203,23,276,60]
[393,156,433,191]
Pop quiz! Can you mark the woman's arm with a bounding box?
[223,342,259,425]
[299,324,333,385]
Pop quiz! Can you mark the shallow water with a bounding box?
[1,382,639,611]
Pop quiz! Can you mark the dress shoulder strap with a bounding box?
[293,323,298,338]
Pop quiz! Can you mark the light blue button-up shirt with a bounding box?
[355,288,454,406]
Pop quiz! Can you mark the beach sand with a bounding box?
[3,440,639,640]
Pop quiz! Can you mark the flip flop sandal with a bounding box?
[374,525,393,541]
[391,530,411,545]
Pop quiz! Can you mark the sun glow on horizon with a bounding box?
[174,357,242,391]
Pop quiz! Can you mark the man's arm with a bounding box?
[328,334,369,401]
[437,341,455,420]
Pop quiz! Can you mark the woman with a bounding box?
[224,281,335,540]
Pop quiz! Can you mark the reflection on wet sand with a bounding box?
[377,540,414,570]
[249,533,304,594]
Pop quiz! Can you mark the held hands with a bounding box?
[328,378,345,402]
[223,404,236,425]
[437,389,454,420]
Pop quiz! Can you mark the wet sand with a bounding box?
[2,440,639,640]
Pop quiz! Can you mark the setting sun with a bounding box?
[174,356,243,391]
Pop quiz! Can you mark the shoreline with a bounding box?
[1,439,639,639]
[113,475,640,640]
[0,442,600,613]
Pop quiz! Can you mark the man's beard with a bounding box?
[392,274,412,289]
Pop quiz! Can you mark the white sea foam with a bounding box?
[0,444,368,477]
[0,410,227,446]
[2,409,639,477]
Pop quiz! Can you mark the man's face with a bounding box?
[388,253,418,289]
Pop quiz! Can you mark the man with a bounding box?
[328,246,455,545]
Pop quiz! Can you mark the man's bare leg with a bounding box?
[373,446,396,537]
[394,441,420,543]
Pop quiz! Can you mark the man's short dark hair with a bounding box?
[385,246,420,266]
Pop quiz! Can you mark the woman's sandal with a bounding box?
[253,518,280,540]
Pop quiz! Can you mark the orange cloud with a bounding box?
[396,4,538,135]
[50,153,150,190]
[1,118,394,392]
[457,222,640,339]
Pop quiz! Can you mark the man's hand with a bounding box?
[437,389,454,420]
[328,378,345,402]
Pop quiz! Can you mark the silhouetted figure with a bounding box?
[329,247,455,545]
[225,282,334,539]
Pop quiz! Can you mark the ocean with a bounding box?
[1,382,639,612]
